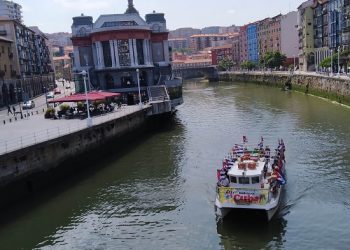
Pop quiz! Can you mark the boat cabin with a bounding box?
[227,158,266,188]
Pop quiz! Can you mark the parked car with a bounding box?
[23,100,35,109]
[46,91,54,99]
[54,88,61,94]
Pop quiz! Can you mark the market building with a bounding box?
[71,0,182,107]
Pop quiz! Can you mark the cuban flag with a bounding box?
[275,171,286,185]
[258,136,264,149]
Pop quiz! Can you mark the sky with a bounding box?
[16,0,306,33]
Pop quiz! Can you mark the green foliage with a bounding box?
[241,60,256,70]
[320,49,350,68]
[59,104,70,112]
[93,100,104,108]
[259,52,287,68]
[77,102,84,109]
[218,56,234,71]
[320,57,332,68]
[44,107,55,119]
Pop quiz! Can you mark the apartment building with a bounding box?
[211,44,233,65]
[297,0,315,71]
[0,18,53,106]
[247,23,258,63]
[281,11,299,60]
[313,0,330,71]
[0,0,22,22]
[189,34,228,52]
[239,25,248,63]
[343,0,350,48]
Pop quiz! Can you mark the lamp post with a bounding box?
[136,68,142,108]
[330,49,333,76]
[337,46,340,77]
[293,55,296,73]
[82,70,92,127]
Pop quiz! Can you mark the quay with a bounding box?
[219,71,350,106]
[0,104,154,207]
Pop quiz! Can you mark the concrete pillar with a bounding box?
[129,39,135,66]
[113,40,120,68]
[97,41,105,69]
[147,40,153,64]
[133,39,138,66]
[92,43,98,67]
[73,47,81,69]
[110,40,116,68]
[163,40,170,63]
[143,39,151,65]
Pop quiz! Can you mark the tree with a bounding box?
[320,57,332,68]
[218,56,234,71]
[241,60,256,70]
[259,51,287,68]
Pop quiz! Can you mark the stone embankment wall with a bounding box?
[0,110,147,189]
[220,72,350,105]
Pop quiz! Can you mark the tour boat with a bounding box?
[215,136,286,221]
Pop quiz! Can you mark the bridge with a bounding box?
[172,66,219,81]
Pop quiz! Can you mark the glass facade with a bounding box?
[247,24,259,63]
[117,39,131,66]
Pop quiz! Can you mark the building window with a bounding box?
[102,41,112,67]
[117,39,131,67]
[136,39,144,65]
[152,42,164,62]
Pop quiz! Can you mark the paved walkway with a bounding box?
[0,104,148,155]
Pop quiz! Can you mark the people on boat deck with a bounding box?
[218,176,229,187]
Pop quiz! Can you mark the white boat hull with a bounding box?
[215,186,282,221]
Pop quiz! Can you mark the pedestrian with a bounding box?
[12,106,16,116]
[7,105,12,115]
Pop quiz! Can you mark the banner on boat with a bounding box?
[218,187,269,205]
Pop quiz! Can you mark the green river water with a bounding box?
[0,81,350,249]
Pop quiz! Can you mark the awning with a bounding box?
[48,91,120,103]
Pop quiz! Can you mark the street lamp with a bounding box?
[82,70,92,127]
[293,55,296,73]
[330,49,333,77]
[337,46,341,77]
[136,69,142,108]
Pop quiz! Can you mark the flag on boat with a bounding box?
[275,171,286,185]
[258,136,264,149]
[243,136,248,143]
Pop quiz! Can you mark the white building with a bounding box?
[281,11,299,59]
[0,0,22,22]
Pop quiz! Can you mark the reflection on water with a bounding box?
[1,81,350,249]
[217,214,287,249]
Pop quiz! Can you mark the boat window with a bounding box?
[238,177,250,184]
[230,176,237,183]
[252,176,260,184]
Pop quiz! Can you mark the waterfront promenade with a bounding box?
[0,104,147,155]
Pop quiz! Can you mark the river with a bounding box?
[0,81,350,249]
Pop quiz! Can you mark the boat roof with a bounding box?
[228,160,264,177]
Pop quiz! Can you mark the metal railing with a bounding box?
[0,105,143,155]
